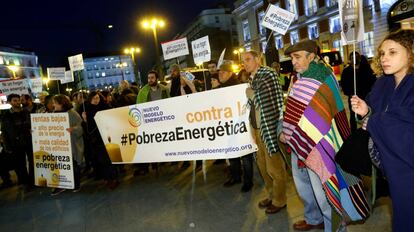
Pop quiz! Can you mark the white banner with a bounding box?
[31,113,74,189]
[95,84,257,164]
[47,67,66,80]
[28,78,43,94]
[0,79,29,96]
[339,0,365,44]
[192,36,211,65]
[68,54,84,71]
[61,70,74,84]
[261,4,295,35]
[161,37,190,60]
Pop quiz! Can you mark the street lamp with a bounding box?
[233,48,245,64]
[7,65,19,79]
[142,17,165,79]
[116,61,128,81]
[124,47,141,83]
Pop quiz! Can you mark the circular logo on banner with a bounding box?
[128,107,142,127]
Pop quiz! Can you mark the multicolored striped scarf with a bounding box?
[282,62,369,221]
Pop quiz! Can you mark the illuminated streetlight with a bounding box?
[233,48,245,63]
[124,47,141,83]
[142,17,166,79]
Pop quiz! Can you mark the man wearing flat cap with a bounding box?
[280,40,353,231]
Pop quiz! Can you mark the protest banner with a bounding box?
[161,37,190,60]
[47,67,66,80]
[28,78,43,94]
[339,0,365,44]
[95,84,257,164]
[68,54,84,71]
[191,36,211,65]
[31,113,74,189]
[61,70,74,84]
[0,79,29,96]
[261,4,295,35]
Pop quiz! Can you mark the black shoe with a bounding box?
[223,178,241,187]
[241,183,253,192]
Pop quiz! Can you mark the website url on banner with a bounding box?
[165,144,253,157]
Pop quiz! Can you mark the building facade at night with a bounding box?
[0,46,41,80]
[162,7,239,72]
[232,0,400,64]
[79,55,136,91]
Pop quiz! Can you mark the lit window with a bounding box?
[96,72,100,77]
[285,0,299,20]
[333,40,344,60]
[242,19,251,42]
[326,0,338,7]
[329,15,341,33]
[304,0,318,16]
[102,72,106,77]
[308,23,319,39]
[362,31,375,58]
[258,11,266,37]
[290,30,299,45]
[275,35,284,49]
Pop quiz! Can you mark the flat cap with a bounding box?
[284,40,318,55]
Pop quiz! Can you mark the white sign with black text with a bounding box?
[68,54,85,71]
[161,38,190,60]
[191,36,211,65]
[261,4,295,35]
[47,67,66,80]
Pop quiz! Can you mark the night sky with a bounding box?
[0,0,233,73]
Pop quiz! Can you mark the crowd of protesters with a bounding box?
[0,29,413,231]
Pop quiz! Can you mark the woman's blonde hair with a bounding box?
[373,29,414,76]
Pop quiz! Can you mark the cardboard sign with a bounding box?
[192,36,211,65]
[61,70,74,84]
[47,67,66,80]
[161,38,190,60]
[0,79,29,96]
[28,78,43,94]
[68,54,84,71]
[261,4,295,35]
[31,113,74,189]
[339,0,365,44]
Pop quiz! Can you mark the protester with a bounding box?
[350,29,414,232]
[340,52,376,132]
[281,40,357,231]
[218,63,254,192]
[21,94,40,113]
[135,70,170,175]
[36,95,54,113]
[1,94,33,190]
[50,94,84,195]
[81,91,119,189]
[206,60,218,90]
[242,50,287,214]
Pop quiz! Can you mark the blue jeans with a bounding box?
[291,153,333,232]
